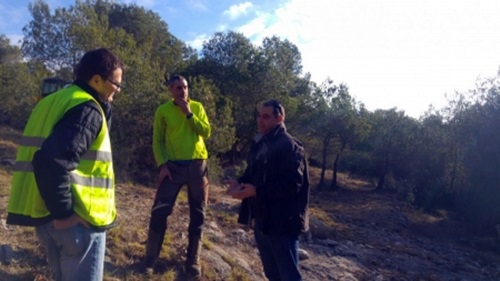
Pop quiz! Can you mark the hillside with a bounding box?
[1,125,500,281]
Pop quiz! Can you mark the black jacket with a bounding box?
[237,123,309,235]
[30,80,112,223]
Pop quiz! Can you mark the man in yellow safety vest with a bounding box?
[7,48,124,281]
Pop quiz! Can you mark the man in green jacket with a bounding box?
[145,74,211,278]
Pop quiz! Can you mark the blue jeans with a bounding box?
[254,220,302,281]
[35,222,106,281]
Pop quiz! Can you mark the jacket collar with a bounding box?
[255,122,286,143]
[73,79,112,123]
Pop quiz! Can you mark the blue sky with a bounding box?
[1,0,500,118]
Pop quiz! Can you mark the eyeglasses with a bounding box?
[106,79,122,89]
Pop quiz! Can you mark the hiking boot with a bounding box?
[144,229,163,275]
[185,262,201,278]
[145,266,154,277]
[143,256,155,275]
[185,236,202,278]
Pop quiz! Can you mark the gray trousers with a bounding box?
[146,160,208,262]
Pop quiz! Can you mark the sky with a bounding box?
[1,0,500,118]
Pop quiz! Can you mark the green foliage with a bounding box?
[300,79,368,189]
[340,149,374,176]
[191,31,260,144]
[447,76,500,234]
[22,0,74,77]
[405,114,455,210]
[110,49,164,183]
[358,108,419,190]
[0,35,22,64]
[106,2,197,73]
[187,76,236,181]
[190,31,310,147]
[0,62,39,128]
[0,35,54,128]
[188,76,235,155]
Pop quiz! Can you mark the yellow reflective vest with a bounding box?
[7,86,116,227]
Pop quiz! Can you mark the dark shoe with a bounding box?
[144,229,163,275]
[146,266,154,277]
[185,235,202,278]
[143,257,155,275]
[185,262,201,278]
[145,229,164,260]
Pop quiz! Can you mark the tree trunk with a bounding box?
[377,152,389,191]
[319,138,330,188]
[330,153,340,190]
[230,142,238,165]
[330,141,346,190]
[449,145,459,191]
[376,173,385,190]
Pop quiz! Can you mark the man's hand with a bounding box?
[224,179,242,195]
[157,164,172,187]
[175,98,192,115]
[227,182,256,200]
[52,214,89,230]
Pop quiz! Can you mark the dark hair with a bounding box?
[74,48,124,82]
[262,99,285,119]
[166,74,187,86]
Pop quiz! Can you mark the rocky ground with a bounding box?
[107,178,500,281]
[200,183,500,281]
[297,187,500,281]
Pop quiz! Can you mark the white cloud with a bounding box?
[216,24,227,32]
[187,33,211,51]
[234,1,323,45]
[223,2,253,20]
[187,0,209,12]
[235,14,268,39]
[230,0,500,117]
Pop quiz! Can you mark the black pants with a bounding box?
[148,160,208,244]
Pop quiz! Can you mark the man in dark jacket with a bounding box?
[226,99,309,281]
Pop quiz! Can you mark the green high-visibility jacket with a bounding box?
[152,99,211,166]
[7,86,116,227]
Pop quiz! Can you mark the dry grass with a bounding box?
[0,126,19,193]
